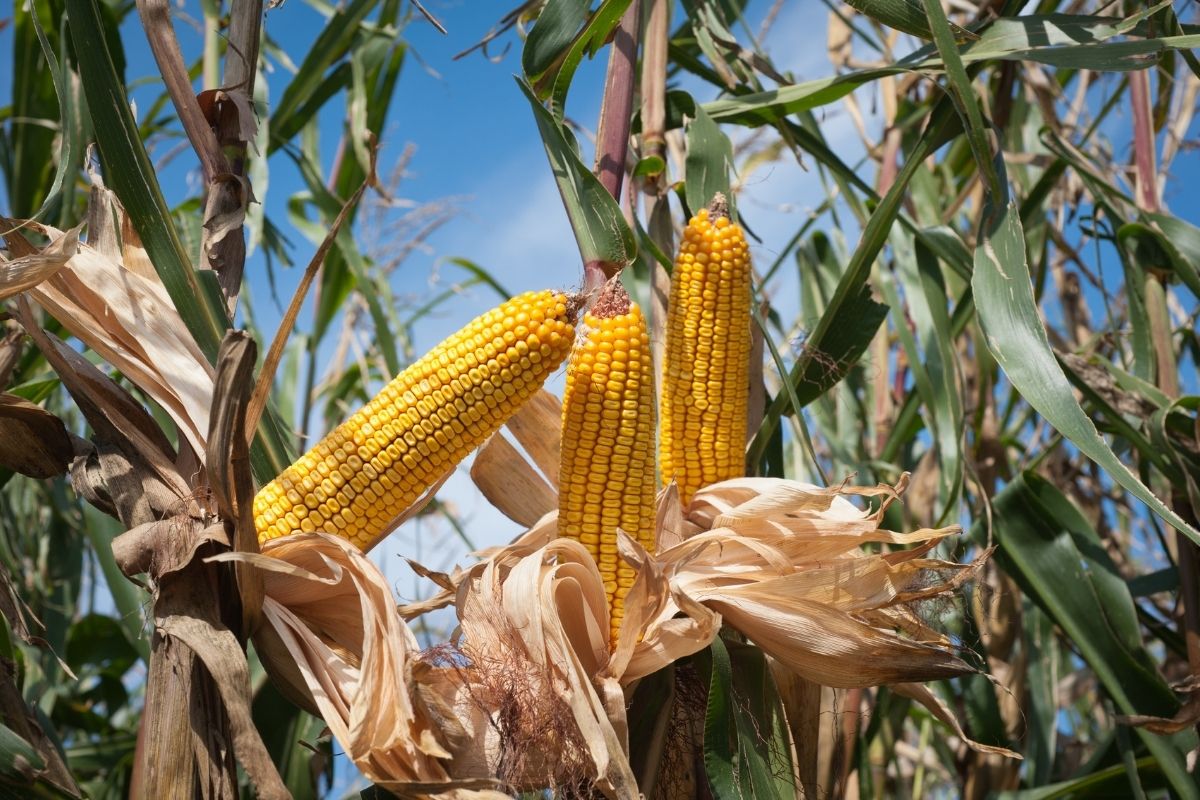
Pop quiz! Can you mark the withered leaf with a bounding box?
[0,225,78,300]
[0,393,74,478]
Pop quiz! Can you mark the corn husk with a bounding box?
[223,411,1015,797]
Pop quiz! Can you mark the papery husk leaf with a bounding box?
[0,224,77,299]
[20,221,215,457]
[501,389,563,485]
[698,588,973,687]
[469,390,562,526]
[470,433,556,527]
[212,534,457,785]
[454,538,639,796]
[892,682,1022,758]
[14,315,194,522]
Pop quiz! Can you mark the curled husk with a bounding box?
[223,457,1015,798]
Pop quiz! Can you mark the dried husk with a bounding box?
[6,219,215,458]
[222,457,1015,799]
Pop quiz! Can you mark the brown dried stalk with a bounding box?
[133,0,263,309]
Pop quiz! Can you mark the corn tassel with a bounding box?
[660,196,752,505]
[558,282,656,644]
[254,290,577,550]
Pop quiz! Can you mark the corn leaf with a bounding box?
[519,78,635,272]
[684,102,734,221]
[701,14,1199,127]
[844,0,975,42]
[972,198,1200,543]
[64,0,229,361]
[524,0,632,116]
[981,472,1199,798]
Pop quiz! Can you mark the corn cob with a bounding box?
[558,281,656,644]
[660,195,752,505]
[254,290,577,550]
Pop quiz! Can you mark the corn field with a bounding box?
[2,0,1200,797]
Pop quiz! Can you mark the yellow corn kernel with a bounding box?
[660,197,752,505]
[558,282,656,645]
[254,290,577,550]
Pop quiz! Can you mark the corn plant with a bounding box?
[2,0,1199,798]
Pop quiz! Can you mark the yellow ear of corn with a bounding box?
[254,290,577,551]
[660,198,752,505]
[558,282,656,645]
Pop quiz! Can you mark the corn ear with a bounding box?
[254,290,577,550]
[660,196,752,504]
[558,281,656,643]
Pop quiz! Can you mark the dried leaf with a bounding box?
[158,610,289,798]
[0,224,77,299]
[22,222,215,456]
[0,394,74,478]
[212,534,456,785]
[14,314,192,511]
[470,433,557,526]
[893,682,1022,758]
[1118,682,1200,734]
[197,88,257,150]
[501,389,563,485]
[207,331,263,634]
[112,519,227,579]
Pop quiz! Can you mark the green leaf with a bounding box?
[269,0,380,151]
[845,0,975,42]
[1115,224,1157,382]
[522,0,589,82]
[879,235,963,521]
[792,285,889,410]
[971,198,1199,543]
[749,93,961,466]
[526,0,632,116]
[6,0,61,217]
[700,15,1200,127]
[995,756,1168,800]
[65,614,139,677]
[269,63,351,153]
[700,638,737,798]
[684,102,734,221]
[1023,603,1060,786]
[981,472,1198,798]
[443,258,513,301]
[65,0,229,362]
[252,678,330,799]
[518,78,635,272]
[1145,213,1200,300]
[0,722,45,779]
[698,638,795,800]
[16,0,80,227]
[632,155,665,179]
[920,0,1001,202]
